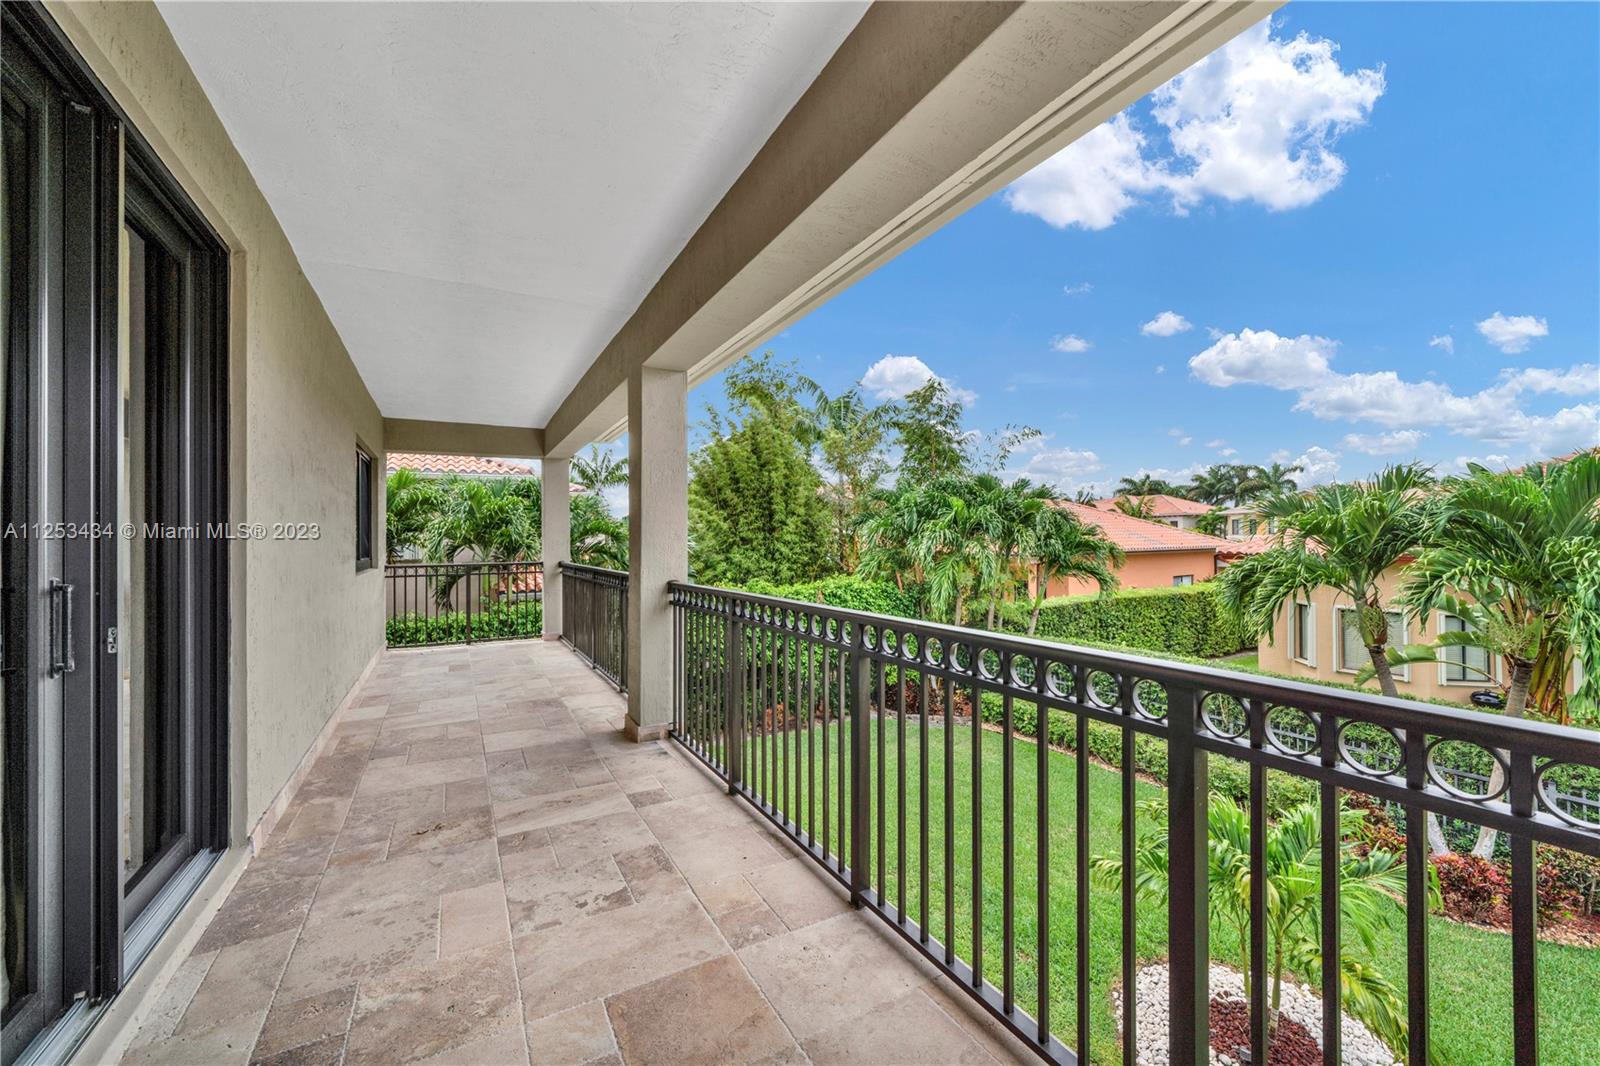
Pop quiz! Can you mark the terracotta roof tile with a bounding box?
[1092,493,1214,517]
[386,452,535,478]
[1052,500,1230,554]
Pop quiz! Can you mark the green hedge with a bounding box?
[742,575,921,620]
[387,600,542,647]
[998,583,1250,658]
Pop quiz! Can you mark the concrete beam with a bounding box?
[624,368,688,741]
[383,417,543,459]
[543,1,1274,455]
[540,457,571,639]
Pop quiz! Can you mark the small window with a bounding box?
[1247,518,1259,536]
[1337,607,1407,679]
[1172,574,1194,587]
[1292,601,1314,664]
[1441,613,1491,683]
[355,448,374,571]
[1230,518,1243,535]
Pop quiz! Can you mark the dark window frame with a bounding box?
[355,447,374,571]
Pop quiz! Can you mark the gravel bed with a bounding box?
[1113,963,1402,1066]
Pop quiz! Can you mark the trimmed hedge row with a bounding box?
[387,601,542,647]
[741,575,921,620]
[999,583,1250,658]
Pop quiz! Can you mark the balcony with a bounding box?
[118,571,1600,1066]
[118,636,1027,1066]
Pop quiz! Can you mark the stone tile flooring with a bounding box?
[121,641,1028,1066]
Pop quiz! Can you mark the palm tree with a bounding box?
[1239,461,1304,500]
[1023,506,1123,633]
[1092,794,1419,1058]
[569,492,629,570]
[571,446,627,495]
[1387,453,1600,856]
[1187,463,1249,506]
[1111,495,1158,520]
[421,476,540,604]
[384,467,442,562]
[1217,463,1435,696]
[807,386,889,571]
[1217,462,1448,853]
[1115,474,1178,497]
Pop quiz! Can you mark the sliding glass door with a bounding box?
[2,7,229,1057]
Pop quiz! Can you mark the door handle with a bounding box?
[50,579,75,676]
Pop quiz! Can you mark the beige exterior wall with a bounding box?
[1040,548,1218,598]
[49,2,387,838]
[1256,565,1505,705]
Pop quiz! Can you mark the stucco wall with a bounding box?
[1045,549,1217,598]
[1255,565,1504,706]
[47,1,387,836]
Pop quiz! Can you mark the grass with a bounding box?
[709,712,1600,1066]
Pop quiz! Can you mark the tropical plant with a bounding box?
[807,386,890,572]
[687,393,832,586]
[569,492,629,570]
[890,380,969,483]
[420,475,541,603]
[1022,504,1123,634]
[1110,495,1158,520]
[1115,473,1179,497]
[1195,506,1229,537]
[385,467,443,562]
[570,446,628,495]
[1382,452,1600,855]
[1239,461,1305,500]
[1187,463,1250,506]
[1091,794,1421,1058]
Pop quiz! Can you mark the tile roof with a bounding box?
[1052,500,1231,554]
[1216,534,1279,558]
[386,452,536,478]
[1093,493,1214,517]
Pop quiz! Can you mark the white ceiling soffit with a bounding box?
[157,1,867,428]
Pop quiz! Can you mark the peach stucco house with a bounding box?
[1032,501,1229,597]
[1092,493,1216,531]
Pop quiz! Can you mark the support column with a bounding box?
[625,367,687,741]
[540,456,571,640]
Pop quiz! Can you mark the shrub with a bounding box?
[1540,845,1600,917]
[998,583,1250,658]
[1433,853,1509,923]
[387,600,542,647]
[742,575,921,619]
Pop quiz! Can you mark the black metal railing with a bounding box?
[560,561,627,690]
[384,561,542,647]
[668,581,1600,1066]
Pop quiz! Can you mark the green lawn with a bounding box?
[728,716,1600,1066]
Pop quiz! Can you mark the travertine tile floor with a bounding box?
[120,640,1028,1066]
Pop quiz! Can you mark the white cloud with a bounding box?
[1218,447,1238,457]
[1341,429,1425,455]
[1155,365,1167,375]
[1142,311,1194,337]
[1063,282,1093,296]
[861,354,977,405]
[1189,329,1596,453]
[1189,328,1334,389]
[1052,334,1092,353]
[1476,312,1548,354]
[1428,334,1454,355]
[1290,446,1341,486]
[1168,426,1193,446]
[1005,22,1384,230]
[1205,438,1228,449]
[1013,445,1104,488]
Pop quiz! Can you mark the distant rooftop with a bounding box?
[1093,493,1214,517]
[1053,500,1231,554]
[386,452,535,478]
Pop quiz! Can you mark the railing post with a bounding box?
[1509,750,1539,1066]
[465,565,475,645]
[724,602,742,795]
[849,645,871,908]
[1166,682,1209,1065]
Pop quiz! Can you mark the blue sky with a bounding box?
[679,2,1599,496]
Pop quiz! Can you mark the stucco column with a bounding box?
[541,456,571,639]
[625,367,687,741]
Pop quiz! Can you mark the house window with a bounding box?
[1247,518,1259,536]
[1292,601,1314,664]
[356,448,374,570]
[1337,607,1408,680]
[1441,613,1491,683]
[1172,575,1194,587]
[1230,518,1243,536]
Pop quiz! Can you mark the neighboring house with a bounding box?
[1218,504,1279,540]
[386,451,536,479]
[1093,493,1214,530]
[1033,500,1230,596]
